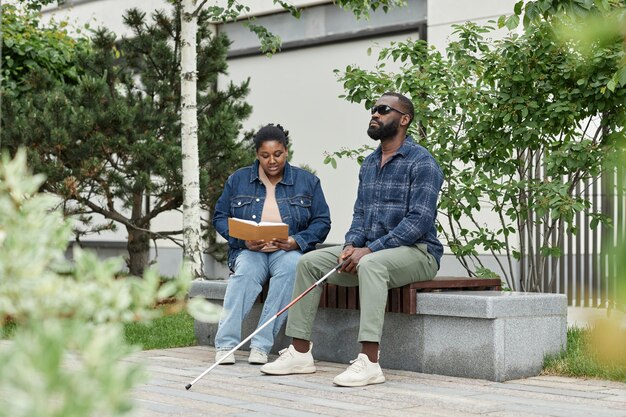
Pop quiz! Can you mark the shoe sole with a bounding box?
[260,365,316,375]
[248,359,268,365]
[333,375,386,387]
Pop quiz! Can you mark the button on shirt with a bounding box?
[344,136,444,266]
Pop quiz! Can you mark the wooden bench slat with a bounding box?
[402,285,414,315]
[347,287,358,309]
[327,284,337,308]
[390,288,401,313]
[327,277,501,314]
[338,286,347,309]
[256,276,501,315]
[409,277,501,290]
[319,285,328,308]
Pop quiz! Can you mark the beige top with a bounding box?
[258,165,283,252]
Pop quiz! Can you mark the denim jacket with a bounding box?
[213,160,331,269]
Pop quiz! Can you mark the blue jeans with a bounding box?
[215,249,302,354]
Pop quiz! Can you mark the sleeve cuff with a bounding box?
[293,235,307,252]
[367,240,384,253]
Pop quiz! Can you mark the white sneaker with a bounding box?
[248,348,268,365]
[260,344,316,375]
[332,353,386,387]
[215,350,235,365]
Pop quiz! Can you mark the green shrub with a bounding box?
[0,150,220,417]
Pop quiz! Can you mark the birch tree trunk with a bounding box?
[180,0,204,278]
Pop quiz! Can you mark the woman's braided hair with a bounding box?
[253,123,289,151]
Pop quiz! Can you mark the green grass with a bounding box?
[2,311,197,350]
[543,326,626,383]
[123,310,197,350]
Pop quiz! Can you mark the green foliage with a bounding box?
[12,0,62,11]
[505,0,626,92]
[324,144,376,168]
[1,5,255,275]
[332,2,625,292]
[1,4,89,93]
[246,23,283,56]
[0,150,221,417]
[201,1,287,55]
[475,267,501,279]
[0,320,16,338]
[1,321,141,417]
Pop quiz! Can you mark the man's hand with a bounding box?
[339,245,372,274]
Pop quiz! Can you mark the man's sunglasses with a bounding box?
[370,104,408,116]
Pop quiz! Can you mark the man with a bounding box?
[260,92,443,387]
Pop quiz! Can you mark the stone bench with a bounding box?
[189,278,567,382]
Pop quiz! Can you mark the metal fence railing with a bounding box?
[521,166,623,307]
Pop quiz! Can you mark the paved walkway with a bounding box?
[126,346,626,417]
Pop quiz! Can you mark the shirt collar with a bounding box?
[374,135,415,159]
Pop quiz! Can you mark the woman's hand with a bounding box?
[270,236,299,251]
[245,239,267,251]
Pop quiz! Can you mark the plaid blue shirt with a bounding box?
[344,136,444,266]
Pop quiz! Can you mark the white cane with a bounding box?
[185,260,345,390]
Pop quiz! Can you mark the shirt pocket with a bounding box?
[380,185,407,205]
[288,195,312,229]
[230,196,255,220]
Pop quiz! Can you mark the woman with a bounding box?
[212,124,331,365]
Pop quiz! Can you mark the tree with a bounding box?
[327,0,625,292]
[1,5,254,276]
[180,0,204,278]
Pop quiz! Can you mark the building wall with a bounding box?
[428,0,519,49]
[38,0,519,279]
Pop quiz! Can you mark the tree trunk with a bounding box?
[127,192,151,276]
[127,227,150,276]
[180,0,204,278]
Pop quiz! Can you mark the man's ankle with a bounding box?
[292,338,310,353]
[361,341,379,363]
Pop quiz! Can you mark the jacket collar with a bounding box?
[250,160,294,185]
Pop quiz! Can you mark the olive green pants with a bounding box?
[285,244,438,343]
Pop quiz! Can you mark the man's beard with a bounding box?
[367,118,399,141]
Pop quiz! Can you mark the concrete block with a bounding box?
[189,281,567,381]
[414,291,568,319]
[415,292,567,381]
